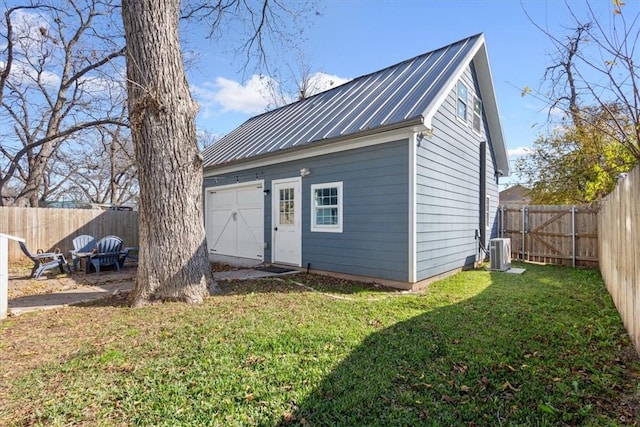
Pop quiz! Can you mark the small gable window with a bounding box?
[457,81,468,121]
[311,182,343,233]
[473,96,482,133]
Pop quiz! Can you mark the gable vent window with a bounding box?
[457,81,468,121]
[473,96,482,133]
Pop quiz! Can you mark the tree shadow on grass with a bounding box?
[278,265,640,426]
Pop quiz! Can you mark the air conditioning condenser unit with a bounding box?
[489,238,511,271]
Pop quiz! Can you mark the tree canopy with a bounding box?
[516,104,636,204]
[518,1,640,204]
[0,0,130,207]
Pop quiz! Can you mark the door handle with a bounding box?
[274,227,278,231]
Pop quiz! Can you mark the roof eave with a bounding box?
[420,34,510,176]
[473,42,510,176]
[203,117,426,172]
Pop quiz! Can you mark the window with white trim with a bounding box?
[311,182,343,233]
[473,96,482,133]
[457,81,468,121]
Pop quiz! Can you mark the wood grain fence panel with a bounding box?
[499,204,598,268]
[499,205,524,258]
[598,166,640,355]
[0,207,138,263]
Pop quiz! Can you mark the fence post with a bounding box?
[0,236,6,320]
[571,206,576,268]
[521,206,527,261]
[0,233,26,320]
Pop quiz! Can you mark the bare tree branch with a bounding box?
[522,1,640,163]
[0,0,128,206]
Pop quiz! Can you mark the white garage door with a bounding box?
[206,182,264,261]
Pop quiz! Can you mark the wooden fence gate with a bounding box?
[498,205,599,268]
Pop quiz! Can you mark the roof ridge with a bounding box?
[234,33,485,125]
[201,32,510,175]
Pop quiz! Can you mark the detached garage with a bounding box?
[202,34,510,289]
[205,181,264,265]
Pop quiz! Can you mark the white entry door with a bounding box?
[206,182,264,261]
[272,178,302,266]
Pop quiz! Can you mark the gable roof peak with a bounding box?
[202,32,508,176]
[245,33,486,123]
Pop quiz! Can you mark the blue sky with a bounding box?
[2,0,631,190]
[185,0,636,189]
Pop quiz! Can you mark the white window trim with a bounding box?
[472,95,483,134]
[456,81,468,124]
[311,181,343,233]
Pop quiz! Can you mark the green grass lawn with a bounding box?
[1,263,638,426]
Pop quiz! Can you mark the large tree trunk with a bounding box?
[122,0,216,306]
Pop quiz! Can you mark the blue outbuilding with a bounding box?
[202,33,509,289]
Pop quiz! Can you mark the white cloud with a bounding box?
[206,75,274,114]
[508,146,531,158]
[549,106,566,119]
[191,72,352,117]
[3,10,60,88]
[80,70,126,97]
[2,58,60,88]
[3,10,128,96]
[5,55,125,98]
[305,72,350,96]
[12,9,49,41]
[11,9,52,59]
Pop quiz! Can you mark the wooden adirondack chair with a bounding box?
[70,234,96,272]
[19,241,70,279]
[89,235,123,275]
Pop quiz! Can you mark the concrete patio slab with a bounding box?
[5,267,298,317]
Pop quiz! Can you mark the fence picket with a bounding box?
[0,207,138,263]
[598,166,640,355]
[498,204,598,268]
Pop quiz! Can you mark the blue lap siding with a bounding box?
[415,64,499,280]
[204,139,410,281]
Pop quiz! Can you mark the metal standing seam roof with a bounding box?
[202,33,508,172]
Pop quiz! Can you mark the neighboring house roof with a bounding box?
[499,184,531,204]
[202,33,509,175]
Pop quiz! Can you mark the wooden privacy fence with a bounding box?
[598,167,640,355]
[0,207,138,263]
[498,204,599,268]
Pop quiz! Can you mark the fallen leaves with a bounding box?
[453,362,469,374]
[368,318,383,328]
[502,381,521,392]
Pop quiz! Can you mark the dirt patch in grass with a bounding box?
[211,261,243,272]
[215,273,400,297]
